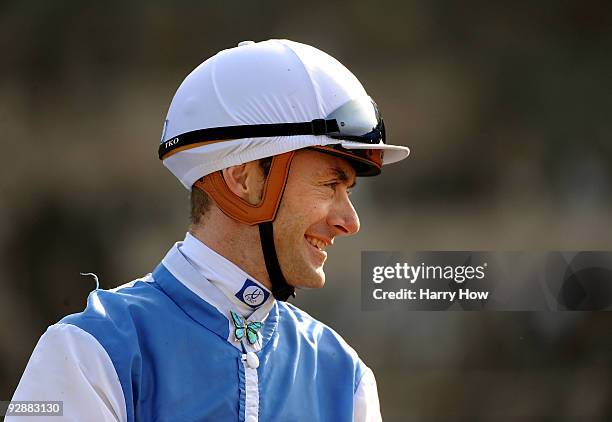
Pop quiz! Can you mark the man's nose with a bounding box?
[327,194,360,236]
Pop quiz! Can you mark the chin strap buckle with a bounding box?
[272,284,296,301]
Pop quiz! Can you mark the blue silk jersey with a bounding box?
[60,245,367,421]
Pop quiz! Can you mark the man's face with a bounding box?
[273,149,360,289]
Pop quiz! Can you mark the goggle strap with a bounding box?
[160,119,339,159]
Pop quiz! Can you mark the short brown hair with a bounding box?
[190,157,273,225]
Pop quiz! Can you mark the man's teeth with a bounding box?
[305,236,327,251]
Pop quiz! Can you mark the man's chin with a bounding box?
[289,269,326,290]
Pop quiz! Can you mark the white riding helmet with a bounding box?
[160,39,409,188]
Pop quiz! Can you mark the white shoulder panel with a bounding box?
[9,323,127,422]
[353,367,383,422]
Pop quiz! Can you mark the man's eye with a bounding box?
[325,182,353,196]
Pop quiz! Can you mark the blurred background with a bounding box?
[1,0,611,420]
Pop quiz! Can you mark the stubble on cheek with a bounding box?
[273,208,326,289]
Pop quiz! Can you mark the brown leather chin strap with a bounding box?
[194,152,296,301]
[194,152,295,226]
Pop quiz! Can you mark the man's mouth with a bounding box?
[304,235,330,251]
[304,235,327,251]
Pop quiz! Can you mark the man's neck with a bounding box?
[189,211,272,290]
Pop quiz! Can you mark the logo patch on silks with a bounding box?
[235,279,269,308]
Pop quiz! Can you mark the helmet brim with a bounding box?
[339,141,410,165]
[311,142,410,177]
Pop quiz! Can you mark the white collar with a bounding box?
[177,232,273,318]
[160,240,277,352]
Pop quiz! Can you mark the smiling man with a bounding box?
[191,149,360,293]
[10,40,409,421]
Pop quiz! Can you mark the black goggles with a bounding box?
[158,96,386,160]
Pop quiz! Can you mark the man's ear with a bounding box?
[222,161,265,205]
